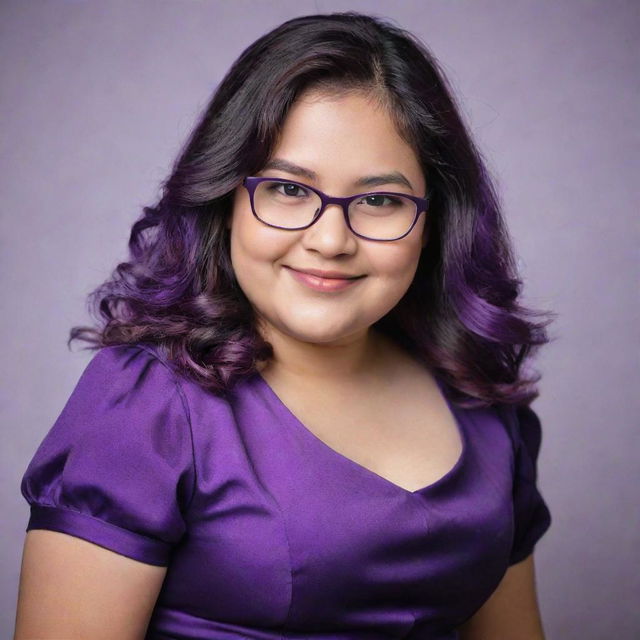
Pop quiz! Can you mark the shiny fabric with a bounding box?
[21,344,552,639]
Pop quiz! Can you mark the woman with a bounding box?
[15,11,553,640]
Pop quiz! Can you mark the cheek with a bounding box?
[368,238,423,287]
[230,189,280,261]
[229,205,292,287]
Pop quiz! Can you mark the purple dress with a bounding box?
[21,343,552,639]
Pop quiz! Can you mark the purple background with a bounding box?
[2,1,638,637]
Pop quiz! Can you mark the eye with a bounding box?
[359,194,403,207]
[270,182,309,198]
[365,194,387,206]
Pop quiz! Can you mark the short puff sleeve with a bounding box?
[503,403,553,565]
[20,344,195,566]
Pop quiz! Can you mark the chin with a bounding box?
[286,327,353,345]
[267,317,363,345]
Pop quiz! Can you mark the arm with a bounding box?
[14,530,167,640]
[457,553,546,640]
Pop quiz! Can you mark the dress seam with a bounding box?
[132,343,199,513]
[28,503,172,547]
[228,392,295,637]
[274,495,295,639]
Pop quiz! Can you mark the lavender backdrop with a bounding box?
[1,1,638,637]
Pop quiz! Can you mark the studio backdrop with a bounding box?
[1,1,638,638]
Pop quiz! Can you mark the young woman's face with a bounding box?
[229,89,428,347]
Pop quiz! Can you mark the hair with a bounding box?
[69,11,555,409]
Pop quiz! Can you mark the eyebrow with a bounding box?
[261,158,415,191]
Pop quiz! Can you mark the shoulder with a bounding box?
[21,342,201,565]
[79,344,249,454]
[498,402,552,564]
[29,343,196,457]
[79,343,259,436]
[77,342,189,409]
[496,403,543,454]
[75,343,182,412]
[83,342,177,382]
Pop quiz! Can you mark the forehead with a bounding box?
[266,90,425,193]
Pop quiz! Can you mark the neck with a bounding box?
[256,322,391,386]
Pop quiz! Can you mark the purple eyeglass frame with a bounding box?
[242,176,430,242]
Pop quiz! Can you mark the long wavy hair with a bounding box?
[69,11,554,408]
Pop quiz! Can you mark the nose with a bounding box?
[300,202,358,256]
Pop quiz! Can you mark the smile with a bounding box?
[285,267,365,292]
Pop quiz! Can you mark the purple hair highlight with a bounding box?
[69,11,555,408]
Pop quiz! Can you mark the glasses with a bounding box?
[242,176,430,242]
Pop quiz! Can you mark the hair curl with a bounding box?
[69,11,555,408]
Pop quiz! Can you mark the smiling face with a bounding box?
[228,89,428,353]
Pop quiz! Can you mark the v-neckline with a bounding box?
[253,371,467,497]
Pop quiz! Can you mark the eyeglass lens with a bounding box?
[253,180,417,241]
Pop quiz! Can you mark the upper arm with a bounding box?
[457,553,546,640]
[14,530,167,640]
[16,346,196,638]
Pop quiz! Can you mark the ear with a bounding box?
[421,217,430,249]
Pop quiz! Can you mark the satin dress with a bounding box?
[21,343,552,639]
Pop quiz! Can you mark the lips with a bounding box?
[284,266,365,292]
[286,266,364,280]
